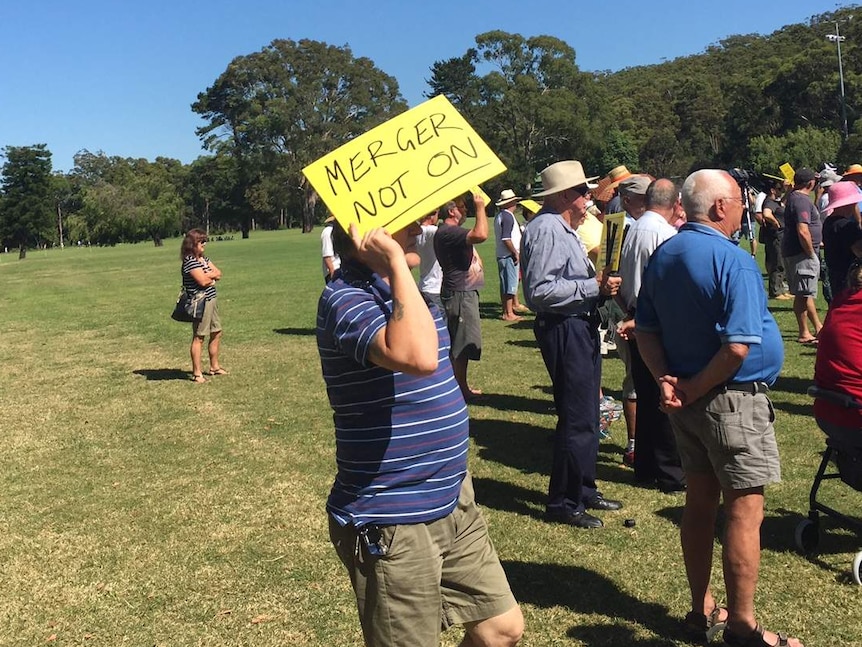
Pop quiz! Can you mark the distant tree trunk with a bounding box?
[152,235,163,247]
[18,244,26,260]
[302,185,318,233]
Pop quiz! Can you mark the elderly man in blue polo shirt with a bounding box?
[521,160,624,529]
[317,222,523,647]
[635,169,802,647]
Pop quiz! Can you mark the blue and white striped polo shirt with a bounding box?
[317,260,469,528]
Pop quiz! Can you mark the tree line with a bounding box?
[2,6,860,258]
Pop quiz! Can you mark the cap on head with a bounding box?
[533,160,598,197]
[794,167,818,185]
[843,163,862,178]
[618,175,651,197]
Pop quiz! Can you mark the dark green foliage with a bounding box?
[192,38,407,234]
[0,144,54,258]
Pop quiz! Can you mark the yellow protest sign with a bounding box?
[302,95,507,235]
[471,185,491,205]
[779,163,795,182]
[599,212,627,271]
[519,199,542,214]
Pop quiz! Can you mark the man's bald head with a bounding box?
[645,178,678,211]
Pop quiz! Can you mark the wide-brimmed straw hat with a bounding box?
[823,181,862,216]
[495,189,522,207]
[533,161,598,197]
[593,165,634,202]
[842,163,862,178]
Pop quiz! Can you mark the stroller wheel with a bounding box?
[794,519,819,553]
[853,551,862,586]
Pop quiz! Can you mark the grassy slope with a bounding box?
[0,231,858,646]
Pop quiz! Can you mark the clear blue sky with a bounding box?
[0,0,853,172]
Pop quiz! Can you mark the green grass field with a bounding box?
[0,230,859,646]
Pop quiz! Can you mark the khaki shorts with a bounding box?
[669,389,781,490]
[785,252,820,298]
[193,298,222,337]
[328,473,517,647]
[441,290,482,361]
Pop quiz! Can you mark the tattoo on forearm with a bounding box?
[392,299,404,321]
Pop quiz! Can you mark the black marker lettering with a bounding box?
[427,151,453,178]
[354,193,378,221]
[367,140,397,167]
[396,127,416,152]
[429,112,463,137]
[349,151,369,183]
[325,159,350,195]
[449,137,478,164]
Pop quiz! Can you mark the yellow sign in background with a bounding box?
[599,212,627,271]
[303,95,507,235]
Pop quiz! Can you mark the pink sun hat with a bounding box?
[823,180,862,216]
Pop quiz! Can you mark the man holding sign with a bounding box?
[521,160,624,529]
[318,221,523,647]
[434,194,489,400]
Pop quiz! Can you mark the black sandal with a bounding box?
[685,606,727,642]
[191,374,207,383]
[723,624,799,647]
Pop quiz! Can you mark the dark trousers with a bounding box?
[534,314,600,514]
[763,232,787,297]
[629,337,685,490]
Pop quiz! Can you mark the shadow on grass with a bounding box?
[133,368,189,381]
[479,301,501,320]
[470,418,551,476]
[472,476,545,520]
[505,338,540,349]
[772,375,815,397]
[470,391,555,415]
[502,560,683,646]
[273,327,316,336]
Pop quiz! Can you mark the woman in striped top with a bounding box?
[180,229,226,383]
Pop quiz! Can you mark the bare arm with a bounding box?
[323,256,336,278]
[354,226,438,375]
[188,267,216,288]
[762,207,780,229]
[206,260,222,281]
[797,222,815,257]
[675,342,749,405]
[466,194,488,244]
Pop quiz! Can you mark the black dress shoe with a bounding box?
[585,495,623,511]
[544,509,604,528]
[658,482,687,493]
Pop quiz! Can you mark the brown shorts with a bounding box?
[328,473,517,646]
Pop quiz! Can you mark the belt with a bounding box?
[536,311,597,323]
[723,381,770,395]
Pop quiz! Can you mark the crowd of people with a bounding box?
[184,159,862,647]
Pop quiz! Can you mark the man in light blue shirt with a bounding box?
[521,160,623,529]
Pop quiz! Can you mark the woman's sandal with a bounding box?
[207,368,228,376]
[684,606,728,642]
[723,624,801,647]
[191,374,207,383]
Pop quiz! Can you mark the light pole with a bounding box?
[826,22,849,140]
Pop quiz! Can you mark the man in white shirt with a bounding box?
[320,216,341,283]
[415,210,443,309]
[494,189,524,321]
